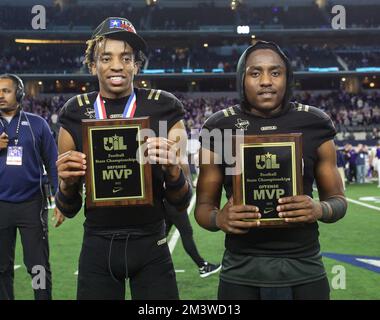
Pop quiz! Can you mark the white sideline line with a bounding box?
[356,258,380,268]
[175,270,185,273]
[346,198,380,212]
[168,194,197,254]
[14,265,21,270]
[168,179,198,254]
[313,188,380,212]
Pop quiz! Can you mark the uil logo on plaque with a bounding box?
[82,118,153,209]
[233,133,303,227]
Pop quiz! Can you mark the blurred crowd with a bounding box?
[2,43,380,74]
[337,143,380,186]
[22,89,380,144]
[293,91,380,130]
[21,95,64,140]
[0,46,85,74]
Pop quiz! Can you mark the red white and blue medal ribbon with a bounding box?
[122,92,137,118]
[94,91,136,120]
[94,94,107,119]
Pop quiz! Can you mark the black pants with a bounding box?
[218,277,330,300]
[348,163,357,183]
[77,226,179,300]
[164,201,204,268]
[0,197,51,300]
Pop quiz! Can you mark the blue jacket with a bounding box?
[0,110,58,202]
[336,149,345,168]
[355,151,367,166]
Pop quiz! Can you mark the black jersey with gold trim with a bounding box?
[200,102,336,258]
[58,88,185,229]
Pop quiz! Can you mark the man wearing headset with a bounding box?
[0,74,58,300]
[195,41,347,300]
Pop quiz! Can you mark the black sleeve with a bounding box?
[58,96,82,151]
[307,106,337,148]
[316,112,337,147]
[166,96,185,131]
[199,111,224,154]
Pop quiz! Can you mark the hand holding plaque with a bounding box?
[146,137,180,174]
[233,133,303,227]
[82,117,153,209]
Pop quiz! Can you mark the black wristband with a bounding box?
[56,185,81,203]
[210,209,220,232]
[55,186,82,218]
[319,196,347,223]
[165,168,186,190]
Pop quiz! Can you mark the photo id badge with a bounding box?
[6,146,23,166]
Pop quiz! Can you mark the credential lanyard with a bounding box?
[0,111,22,146]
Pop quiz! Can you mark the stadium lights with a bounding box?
[146,0,158,6]
[203,43,208,48]
[341,77,346,82]
[356,67,380,72]
[231,0,240,10]
[251,35,256,39]
[15,39,84,44]
[315,0,327,9]
[38,81,42,85]
[142,68,226,74]
[237,26,250,34]
[142,69,165,74]
[370,82,375,88]
[308,67,339,72]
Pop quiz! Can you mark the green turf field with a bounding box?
[13,182,380,300]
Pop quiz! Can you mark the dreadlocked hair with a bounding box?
[84,36,146,72]
[84,36,103,72]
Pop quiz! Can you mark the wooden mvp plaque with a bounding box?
[233,133,303,227]
[82,117,153,209]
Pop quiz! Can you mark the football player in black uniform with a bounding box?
[163,164,221,278]
[195,41,347,300]
[55,17,191,300]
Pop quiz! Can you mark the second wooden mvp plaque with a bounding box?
[233,133,303,227]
